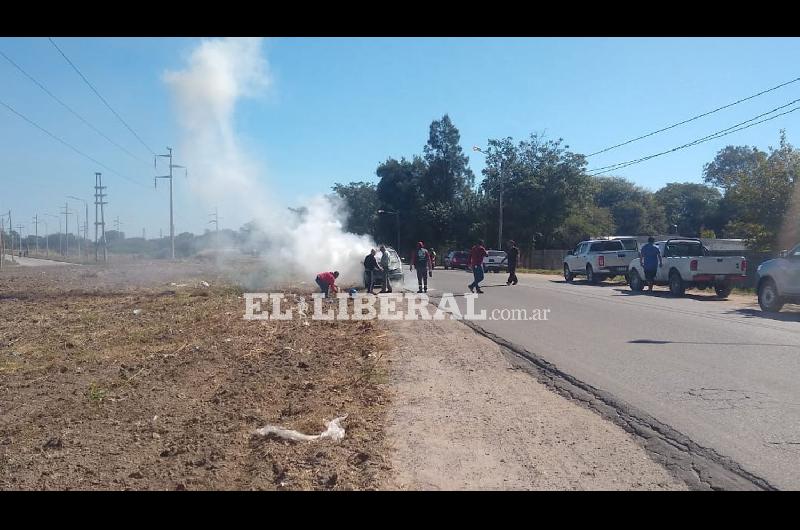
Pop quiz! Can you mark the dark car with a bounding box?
[363,246,405,289]
[444,250,470,270]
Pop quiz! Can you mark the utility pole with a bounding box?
[94,172,108,263]
[0,216,4,270]
[61,202,72,257]
[155,147,186,260]
[43,220,49,257]
[15,225,24,257]
[7,210,14,263]
[68,196,89,261]
[32,214,39,254]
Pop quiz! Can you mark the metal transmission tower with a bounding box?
[209,207,221,246]
[154,147,186,260]
[94,172,108,262]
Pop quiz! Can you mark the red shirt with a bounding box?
[317,272,336,285]
[469,245,488,267]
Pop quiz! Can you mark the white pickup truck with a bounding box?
[756,242,800,312]
[563,239,638,284]
[627,238,747,298]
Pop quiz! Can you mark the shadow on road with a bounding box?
[725,308,800,323]
[629,338,799,347]
[612,288,730,302]
[549,279,627,287]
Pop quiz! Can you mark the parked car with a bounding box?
[363,246,404,289]
[757,242,800,312]
[483,250,508,273]
[444,250,470,270]
[627,238,747,298]
[564,239,638,283]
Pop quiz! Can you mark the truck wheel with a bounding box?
[629,270,644,292]
[586,265,597,284]
[564,264,574,283]
[669,270,685,297]
[758,279,784,313]
[714,283,732,299]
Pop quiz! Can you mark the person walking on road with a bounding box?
[315,270,339,298]
[364,248,381,295]
[468,240,488,294]
[410,241,433,293]
[640,236,663,292]
[379,245,393,293]
[506,240,519,286]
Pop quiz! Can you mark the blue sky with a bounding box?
[1,37,799,239]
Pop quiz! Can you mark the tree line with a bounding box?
[333,115,800,254]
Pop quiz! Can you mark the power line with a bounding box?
[586,76,800,157]
[48,37,155,156]
[588,103,800,176]
[0,97,149,189]
[0,49,151,167]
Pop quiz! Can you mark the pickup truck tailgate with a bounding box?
[596,251,635,270]
[694,256,746,275]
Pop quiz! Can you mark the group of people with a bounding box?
[314,238,522,298]
[466,239,519,294]
[363,245,394,294]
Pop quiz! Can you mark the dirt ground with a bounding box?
[0,260,390,490]
[384,318,688,490]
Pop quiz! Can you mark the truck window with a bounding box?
[616,239,638,251]
[589,240,624,252]
[665,242,703,257]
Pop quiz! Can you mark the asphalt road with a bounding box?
[417,268,800,490]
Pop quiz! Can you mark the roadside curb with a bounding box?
[457,317,778,491]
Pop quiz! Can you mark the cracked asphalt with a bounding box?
[423,270,800,490]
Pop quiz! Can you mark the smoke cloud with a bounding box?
[163,38,375,287]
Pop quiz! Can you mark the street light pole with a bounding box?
[377,210,400,253]
[473,145,504,250]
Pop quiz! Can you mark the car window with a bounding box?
[589,240,623,252]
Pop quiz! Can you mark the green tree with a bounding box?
[332,181,379,237]
[654,182,722,237]
[422,114,475,204]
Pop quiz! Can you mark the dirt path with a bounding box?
[384,318,687,490]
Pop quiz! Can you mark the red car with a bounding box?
[444,250,470,270]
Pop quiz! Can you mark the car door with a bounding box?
[566,243,582,271]
[786,244,800,295]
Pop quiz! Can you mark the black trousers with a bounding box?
[507,264,518,284]
[366,270,375,292]
[416,267,428,290]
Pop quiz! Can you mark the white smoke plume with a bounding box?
[163,38,375,288]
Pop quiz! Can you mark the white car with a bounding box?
[757,242,800,312]
[483,250,508,273]
[627,238,747,298]
[564,239,638,283]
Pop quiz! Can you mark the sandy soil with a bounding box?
[384,317,687,490]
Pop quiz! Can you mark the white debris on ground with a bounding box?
[255,416,348,443]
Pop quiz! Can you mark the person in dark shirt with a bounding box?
[364,248,382,295]
[506,240,519,286]
[409,241,433,293]
[639,236,663,292]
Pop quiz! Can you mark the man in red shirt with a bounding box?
[315,271,339,297]
[468,240,488,294]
